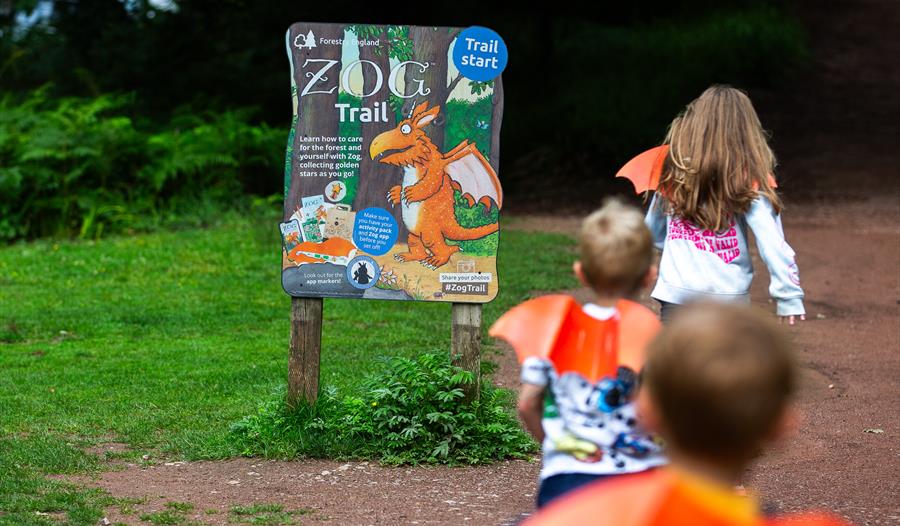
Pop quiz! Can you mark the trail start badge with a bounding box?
[452,26,508,82]
[281,22,505,303]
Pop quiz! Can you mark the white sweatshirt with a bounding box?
[644,193,805,316]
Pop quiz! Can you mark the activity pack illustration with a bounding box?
[281,23,507,302]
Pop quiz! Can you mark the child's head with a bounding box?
[576,198,654,299]
[640,302,796,465]
[659,85,781,231]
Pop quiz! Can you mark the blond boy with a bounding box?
[513,199,665,507]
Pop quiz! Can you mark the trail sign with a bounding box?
[281,22,506,304]
[282,22,507,406]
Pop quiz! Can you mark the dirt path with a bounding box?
[62,457,539,525]
[737,1,900,522]
[62,1,898,524]
[504,199,900,526]
[741,203,899,524]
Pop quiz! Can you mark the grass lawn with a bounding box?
[0,212,577,525]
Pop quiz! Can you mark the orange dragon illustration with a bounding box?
[368,101,503,269]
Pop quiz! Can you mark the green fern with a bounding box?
[0,91,284,241]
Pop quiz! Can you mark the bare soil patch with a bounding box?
[63,458,539,525]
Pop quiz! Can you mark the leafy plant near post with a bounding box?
[229,352,536,465]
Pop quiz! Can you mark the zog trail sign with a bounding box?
[280,22,508,405]
[281,22,506,303]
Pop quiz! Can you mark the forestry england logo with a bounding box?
[294,30,316,50]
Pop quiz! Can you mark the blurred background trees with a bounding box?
[0,0,808,240]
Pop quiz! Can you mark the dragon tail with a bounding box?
[442,221,498,241]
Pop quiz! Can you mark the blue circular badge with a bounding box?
[346,255,380,290]
[352,207,399,256]
[452,26,508,82]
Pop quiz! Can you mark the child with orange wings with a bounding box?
[491,199,665,508]
[522,303,851,526]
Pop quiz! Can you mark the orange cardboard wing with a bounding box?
[616,299,662,372]
[521,470,672,526]
[489,295,574,363]
[615,145,668,194]
[550,304,618,383]
[767,514,855,526]
[615,145,778,194]
[490,295,647,383]
[523,469,853,526]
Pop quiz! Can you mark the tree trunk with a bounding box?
[406,26,454,152]
[284,23,343,221]
[490,75,504,173]
[354,28,407,239]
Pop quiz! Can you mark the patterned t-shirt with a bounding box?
[520,303,667,480]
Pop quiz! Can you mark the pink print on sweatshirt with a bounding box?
[668,218,740,263]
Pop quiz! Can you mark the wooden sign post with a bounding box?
[280,23,508,408]
[287,297,322,407]
[451,302,482,402]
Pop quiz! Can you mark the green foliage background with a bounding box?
[0,89,284,241]
[0,4,808,243]
[550,6,809,160]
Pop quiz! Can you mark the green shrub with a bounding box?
[229,352,536,465]
[0,88,284,241]
[0,88,144,239]
[139,108,283,199]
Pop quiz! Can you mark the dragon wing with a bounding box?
[492,296,663,383]
[490,294,619,383]
[489,295,575,363]
[616,144,778,195]
[615,145,668,194]
[615,299,662,372]
[444,141,503,210]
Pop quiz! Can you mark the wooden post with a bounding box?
[451,302,482,402]
[287,297,323,409]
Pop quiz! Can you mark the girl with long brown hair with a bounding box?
[644,85,806,324]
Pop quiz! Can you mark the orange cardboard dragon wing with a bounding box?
[550,304,619,383]
[489,295,620,384]
[524,468,854,526]
[489,295,574,363]
[444,140,503,211]
[616,299,662,372]
[615,145,668,194]
[616,145,778,194]
[521,470,670,526]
